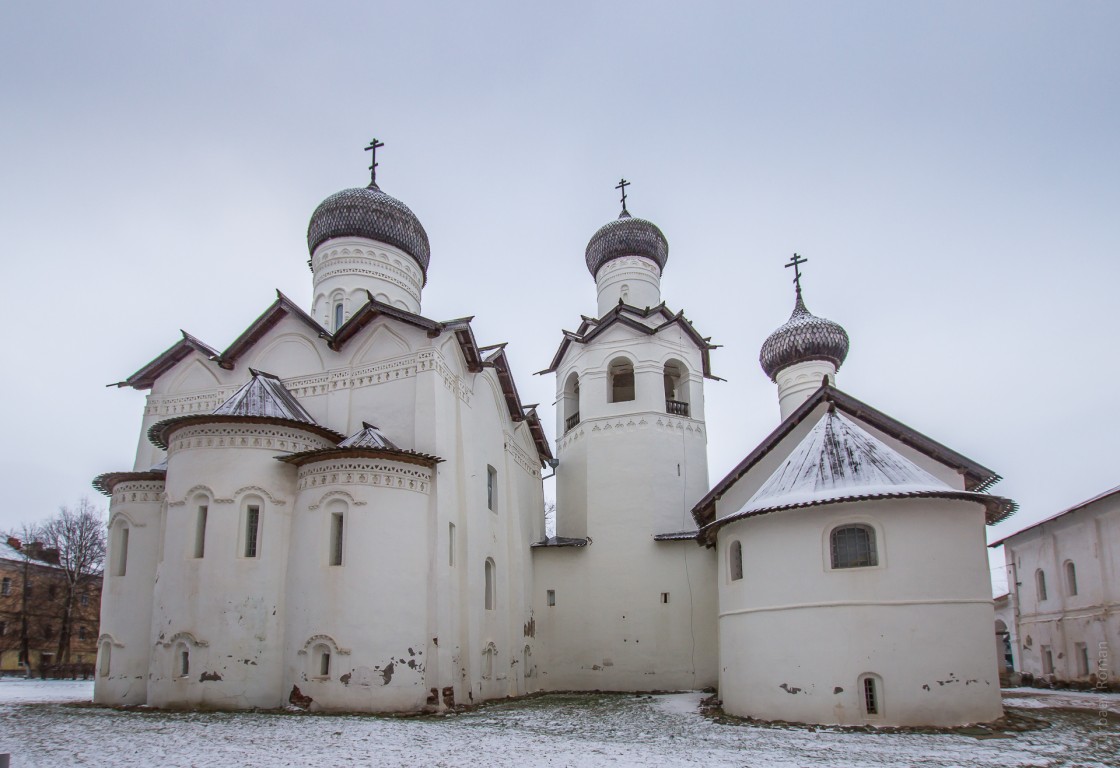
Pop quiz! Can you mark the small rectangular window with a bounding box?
[194,505,208,558]
[448,522,456,567]
[1075,643,1089,677]
[487,466,497,512]
[1,577,9,596]
[320,651,331,677]
[78,626,87,640]
[660,592,670,604]
[80,593,89,607]
[863,677,879,715]
[329,512,344,567]
[245,506,260,558]
[547,589,556,607]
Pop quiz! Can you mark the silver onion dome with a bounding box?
[585,211,669,277]
[307,182,431,277]
[759,289,850,381]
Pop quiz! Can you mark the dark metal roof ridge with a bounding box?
[276,445,442,468]
[221,291,331,364]
[691,384,1003,529]
[92,470,166,496]
[989,483,1120,548]
[530,536,590,548]
[698,490,1017,547]
[653,530,700,541]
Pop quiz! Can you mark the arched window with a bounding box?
[327,499,346,567]
[193,502,208,559]
[664,360,690,417]
[729,540,743,582]
[1036,569,1048,601]
[334,302,344,331]
[858,673,883,717]
[563,372,580,432]
[1064,561,1078,596]
[99,641,111,677]
[608,357,635,403]
[241,499,263,558]
[484,558,496,611]
[830,525,877,569]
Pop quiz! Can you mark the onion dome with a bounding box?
[307,181,431,276]
[585,211,669,277]
[759,288,849,381]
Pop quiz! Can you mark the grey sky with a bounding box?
[2,2,1117,592]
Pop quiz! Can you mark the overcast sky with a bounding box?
[2,2,1117,592]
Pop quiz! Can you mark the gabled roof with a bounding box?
[989,484,1120,548]
[692,384,1004,529]
[221,291,330,364]
[112,331,226,389]
[696,409,1014,545]
[114,291,552,465]
[538,302,721,379]
[114,292,328,390]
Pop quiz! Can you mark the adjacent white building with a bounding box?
[991,486,1120,687]
[93,148,1016,725]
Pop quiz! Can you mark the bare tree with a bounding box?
[37,499,106,664]
[544,501,556,539]
[4,523,56,675]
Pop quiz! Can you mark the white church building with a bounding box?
[93,145,1016,726]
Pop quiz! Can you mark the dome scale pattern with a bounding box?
[585,212,669,277]
[759,290,850,381]
[307,183,431,277]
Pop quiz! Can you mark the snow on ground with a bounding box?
[0,681,1116,767]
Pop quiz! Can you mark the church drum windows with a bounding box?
[608,357,635,403]
[829,524,877,569]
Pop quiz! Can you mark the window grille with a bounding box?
[863,677,879,715]
[245,506,260,558]
[830,525,877,568]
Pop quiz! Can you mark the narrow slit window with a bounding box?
[179,648,190,678]
[334,302,344,331]
[194,505,208,558]
[1065,561,1078,596]
[661,592,670,604]
[487,466,497,512]
[320,651,331,677]
[99,642,111,677]
[329,512,344,566]
[448,523,456,567]
[1076,642,1089,677]
[547,589,556,607]
[485,558,496,610]
[245,506,260,558]
[1036,569,1047,601]
[115,527,130,576]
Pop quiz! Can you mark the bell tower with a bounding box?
[534,182,719,692]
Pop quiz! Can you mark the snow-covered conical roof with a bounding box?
[213,369,317,425]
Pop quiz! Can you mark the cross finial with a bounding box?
[785,253,808,295]
[615,177,630,215]
[365,138,385,186]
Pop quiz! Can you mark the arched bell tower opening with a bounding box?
[607,357,636,403]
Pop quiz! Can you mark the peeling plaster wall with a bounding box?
[717,498,1003,726]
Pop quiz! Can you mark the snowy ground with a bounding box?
[0,681,1116,767]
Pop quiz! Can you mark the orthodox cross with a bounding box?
[365,138,385,186]
[785,253,808,294]
[615,177,630,214]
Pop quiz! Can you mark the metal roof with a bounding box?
[213,369,317,424]
[585,211,668,277]
[988,484,1120,548]
[759,288,849,381]
[337,423,402,450]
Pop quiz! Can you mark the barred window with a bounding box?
[830,525,877,569]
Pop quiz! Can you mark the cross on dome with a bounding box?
[364,138,385,187]
[615,177,630,216]
[785,253,808,295]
